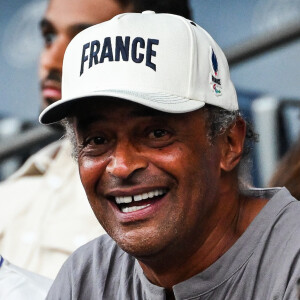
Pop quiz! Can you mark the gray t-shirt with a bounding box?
[47,188,300,299]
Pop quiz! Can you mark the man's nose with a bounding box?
[106,141,148,179]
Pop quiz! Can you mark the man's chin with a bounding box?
[41,97,56,111]
[109,226,169,261]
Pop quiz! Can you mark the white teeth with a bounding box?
[115,196,133,204]
[148,191,154,198]
[133,194,142,201]
[134,189,166,202]
[121,204,150,213]
[115,189,166,204]
[123,196,132,203]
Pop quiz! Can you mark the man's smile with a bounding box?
[106,187,169,215]
[113,188,168,213]
[41,79,62,102]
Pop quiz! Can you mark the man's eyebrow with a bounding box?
[39,18,52,30]
[76,115,108,130]
[39,17,94,34]
[68,23,94,35]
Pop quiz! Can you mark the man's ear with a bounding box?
[220,118,246,172]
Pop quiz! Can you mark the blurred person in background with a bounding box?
[268,136,300,200]
[0,255,52,300]
[0,0,191,279]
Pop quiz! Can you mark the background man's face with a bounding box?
[39,0,130,110]
[74,99,224,260]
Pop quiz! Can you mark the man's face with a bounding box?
[74,99,224,259]
[39,0,130,110]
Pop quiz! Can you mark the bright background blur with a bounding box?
[1,0,300,185]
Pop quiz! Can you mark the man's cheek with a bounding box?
[79,158,99,194]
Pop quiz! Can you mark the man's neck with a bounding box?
[137,188,268,291]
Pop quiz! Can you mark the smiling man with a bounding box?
[41,12,300,299]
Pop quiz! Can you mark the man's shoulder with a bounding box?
[65,234,132,275]
[254,187,300,227]
[270,187,300,218]
[47,235,136,299]
[252,187,300,254]
[71,234,121,259]
[272,188,300,236]
[240,188,300,255]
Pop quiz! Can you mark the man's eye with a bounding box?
[149,129,169,139]
[88,136,108,145]
[42,32,57,47]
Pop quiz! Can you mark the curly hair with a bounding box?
[202,105,259,189]
[203,104,258,158]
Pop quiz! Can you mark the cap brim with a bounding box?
[39,89,206,124]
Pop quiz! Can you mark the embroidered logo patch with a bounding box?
[210,47,222,96]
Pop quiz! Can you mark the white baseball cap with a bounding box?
[39,11,238,124]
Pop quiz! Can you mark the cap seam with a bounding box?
[181,19,194,100]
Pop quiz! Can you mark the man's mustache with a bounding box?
[41,70,62,87]
[100,174,171,192]
[46,70,62,82]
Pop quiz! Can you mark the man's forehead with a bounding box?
[45,0,128,29]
